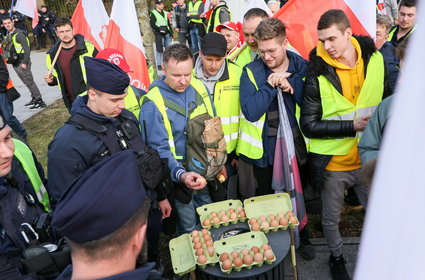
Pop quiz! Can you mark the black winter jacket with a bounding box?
[300,35,391,190]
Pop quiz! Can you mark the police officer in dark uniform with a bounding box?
[48,57,172,262]
[53,150,166,280]
[0,111,56,279]
[11,7,28,33]
[33,5,57,49]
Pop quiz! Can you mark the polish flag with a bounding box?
[71,0,109,51]
[14,0,39,28]
[274,0,375,60]
[104,0,150,91]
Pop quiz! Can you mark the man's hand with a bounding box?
[267,72,293,94]
[44,73,54,83]
[353,115,371,131]
[175,28,180,32]
[158,198,172,218]
[200,13,206,18]
[180,172,207,190]
[20,64,27,70]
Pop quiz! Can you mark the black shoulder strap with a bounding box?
[163,98,185,116]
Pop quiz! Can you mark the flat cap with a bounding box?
[52,150,146,243]
[84,56,130,95]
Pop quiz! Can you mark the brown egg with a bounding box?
[212,216,221,225]
[229,208,235,213]
[195,248,204,256]
[260,215,267,222]
[197,254,207,264]
[277,212,285,219]
[231,250,240,259]
[192,236,200,243]
[289,216,298,224]
[279,217,288,226]
[191,230,199,237]
[238,210,246,218]
[222,259,232,271]
[219,210,226,217]
[286,211,295,217]
[251,222,260,231]
[236,206,243,212]
[194,242,202,250]
[264,249,274,260]
[221,215,229,222]
[233,257,243,267]
[203,234,212,241]
[203,218,211,227]
[251,246,260,254]
[201,229,209,235]
[270,219,279,228]
[205,240,213,247]
[210,211,218,217]
[241,248,250,256]
[243,254,254,265]
[207,246,215,257]
[269,214,276,220]
[253,252,263,263]
[219,252,229,262]
[249,218,257,225]
[261,244,271,250]
[261,221,270,230]
[230,212,238,220]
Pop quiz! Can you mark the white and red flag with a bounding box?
[274,0,375,60]
[104,0,150,91]
[71,0,109,51]
[14,0,39,28]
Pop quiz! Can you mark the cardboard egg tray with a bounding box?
[169,229,218,276]
[244,193,300,233]
[196,199,247,229]
[213,231,276,274]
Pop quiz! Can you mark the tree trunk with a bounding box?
[134,0,155,67]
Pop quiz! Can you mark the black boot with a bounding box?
[297,227,316,260]
[329,255,350,280]
[34,35,41,50]
[41,35,46,48]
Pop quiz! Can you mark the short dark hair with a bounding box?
[399,0,416,8]
[54,17,73,30]
[254,18,286,42]
[243,8,268,21]
[317,9,351,33]
[376,15,392,34]
[163,44,193,65]
[67,199,150,260]
[1,16,13,23]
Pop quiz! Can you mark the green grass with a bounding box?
[23,99,69,172]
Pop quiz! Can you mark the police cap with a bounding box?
[52,150,146,243]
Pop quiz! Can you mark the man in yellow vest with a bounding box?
[44,18,98,112]
[300,10,389,279]
[388,0,417,47]
[187,0,205,54]
[140,44,211,234]
[216,21,242,58]
[193,32,241,200]
[150,0,173,71]
[0,111,53,278]
[205,0,231,33]
[231,8,268,67]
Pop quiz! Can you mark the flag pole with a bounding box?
[47,42,63,75]
[9,0,15,17]
[289,227,299,280]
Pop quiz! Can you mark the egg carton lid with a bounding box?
[243,193,293,219]
[196,199,244,217]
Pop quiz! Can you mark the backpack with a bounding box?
[2,35,18,65]
[162,92,227,180]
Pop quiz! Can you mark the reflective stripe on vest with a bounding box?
[141,80,214,160]
[188,1,203,24]
[46,41,95,92]
[152,9,168,28]
[308,51,385,156]
[236,67,265,159]
[11,32,30,54]
[12,139,51,212]
[209,61,241,153]
[207,5,231,33]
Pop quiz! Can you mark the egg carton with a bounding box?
[213,231,276,274]
[196,199,247,229]
[169,229,218,276]
[248,212,299,233]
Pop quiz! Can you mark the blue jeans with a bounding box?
[189,27,200,54]
[174,187,212,234]
[155,34,171,68]
[0,93,26,138]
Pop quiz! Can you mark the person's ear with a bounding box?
[132,224,147,254]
